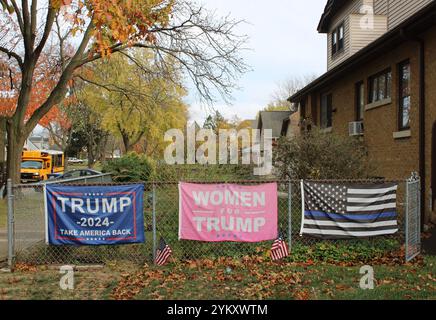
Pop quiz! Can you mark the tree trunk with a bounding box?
[121,133,132,153]
[87,145,95,169]
[6,120,25,184]
[98,134,109,165]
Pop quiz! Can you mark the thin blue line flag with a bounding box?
[300,181,399,239]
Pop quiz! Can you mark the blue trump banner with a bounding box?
[45,184,145,245]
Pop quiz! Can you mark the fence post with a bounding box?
[7,179,15,270]
[405,175,422,262]
[152,183,157,264]
[288,181,292,252]
[405,179,409,262]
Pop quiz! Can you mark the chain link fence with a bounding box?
[405,178,421,262]
[6,170,417,267]
[153,179,408,262]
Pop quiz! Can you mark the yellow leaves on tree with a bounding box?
[59,0,175,57]
[77,50,188,156]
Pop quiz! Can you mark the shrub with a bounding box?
[102,153,154,182]
[288,239,400,264]
[274,127,373,180]
[151,163,256,182]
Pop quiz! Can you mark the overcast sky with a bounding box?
[189,0,327,125]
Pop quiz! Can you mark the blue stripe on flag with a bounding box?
[304,211,397,220]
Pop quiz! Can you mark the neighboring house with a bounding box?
[23,138,40,151]
[289,0,436,223]
[254,111,293,147]
[281,108,301,139]
[25,135,50,151]
[247,111,292,175]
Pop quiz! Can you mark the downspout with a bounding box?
[400,29,426,226]
[417,38,426,226]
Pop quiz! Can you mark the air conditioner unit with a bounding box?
[349,121,364,136]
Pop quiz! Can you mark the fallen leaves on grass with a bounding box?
[111,268,186,300]
[111,256,305,300]
[14,263,38,273]
[293,289,311,300]
[110,254,432,300]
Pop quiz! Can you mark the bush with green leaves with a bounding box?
[151,163,257,182]
[275,128,373,180]
[288,239,400,264]
[102,153,154,182]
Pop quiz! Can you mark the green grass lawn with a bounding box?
[0,256,434,300]
[0,261,138,300]
[117,256,436,300]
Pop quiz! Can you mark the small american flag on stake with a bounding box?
[155,237,172,266]
[270,235,289,261]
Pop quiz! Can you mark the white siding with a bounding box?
[374,0,434,28]
[374,0,388,14]
[349,14,387,55]
[387,0,434,29]
[327,0,365,70]
[327,0,434,70]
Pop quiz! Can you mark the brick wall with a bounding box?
[300,26,436,222]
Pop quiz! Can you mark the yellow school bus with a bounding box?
[20,150,65,182]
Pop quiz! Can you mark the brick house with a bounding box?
[289,0,436,224]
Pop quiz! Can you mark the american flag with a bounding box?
[301,181,399,239]
[155,237,172,266]
[271,236,289,261]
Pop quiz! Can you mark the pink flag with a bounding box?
[179,183,278,242]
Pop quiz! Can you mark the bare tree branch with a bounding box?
[0,45,23,69]
[30,0,37,45]
[34,4,56,57]
[8,0,24,36]
[76,1,249,104]
[24,20,95,136]
[21,0,32,53]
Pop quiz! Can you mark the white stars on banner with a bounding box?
[305,183,347,214]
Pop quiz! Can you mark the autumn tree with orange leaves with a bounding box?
[0,0,248,182]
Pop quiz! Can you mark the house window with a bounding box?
[399,61,411,130]
[369,69,392,103]
[321,93,333,129]
[332,32,337,55]
[356,81,365,121]
[331,23,344,56]
[338,24,344,50]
